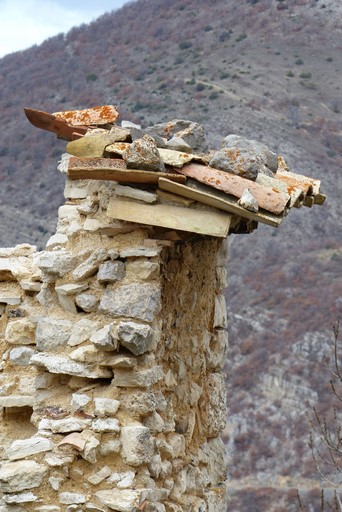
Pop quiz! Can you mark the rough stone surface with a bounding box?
[122,135,165,172]
[36,250,76,276]
[94,398,120,417]
[75,293,99,312]
[92,418,120,433]
[99,283,161,322]
[118,321,154,355]
[68,318,99,347]
[59,492,86,504]
[146,119,208,153]
[95,489,148,512]
[120,425,154,466]
[112,366,164,388]
[4,319,36,345]
[30,353,112,379]
[9,346,36,366]
[72,250,107,281]
[39,417,92,433]
[97,261,125,283]
[238,188,259,213]
[6,437,53,461]
[209,146,264,180]
[222,134,278,173]
[35,318,73,351]
[90,324,117,351]
[0,461,47,492]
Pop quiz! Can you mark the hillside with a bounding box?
[0,0,341,510]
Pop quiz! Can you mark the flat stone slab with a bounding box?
[30,353,112,379]
[0,461,47,492]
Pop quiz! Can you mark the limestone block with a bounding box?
[99,283,161,322]
[57,205,83,235]
[0,244,36,258]
[49,476,63,491]
[58,290,77,313]
[94,398,120,417]
[31,353,112,379]
[120,247,160,258]
[120,425,154,466]
[207,329,228,370]
[200,374,227,438]
[143,412,165,433]
[156,434,185,459]
[20,280,42,292]
[92,418,120,433]
[120,392,159,416]
[0,257,34,281]
[59,493,86,505]
[35,318,73,352]
[126,260,160,281]
[216,238,228,266]
[36,250,76,277]
[69,345,99,363]
[0,396,34,407]
[0,461,47,492]
[64,181,89,199]
[107,471,135,488]
[68,318,99,347]
[72,250,107,281]
[202,438,228,485]
[213,295,228,329]
[164,503,183,512]
[114,184,157,204]
[35,507,61,512]
[205,486,228,512]
[97,261,125,283]
[71,393,91,410]
[81,433,100,463]
[95,489,150,512]
[36,283,56,308]
[216,266,228,289]
[90,324,118,352]
[112,366,163,388]
[169,469,187,502]
[99,440,121,456]
[44,454,75,467]
[2,491,38,504]
[118,321,154,355]
[55,283,89,296]
[5,319,36,345]
[87,466,112,485]
[38,417,92,433]
[6,437,53,461]
[9,347,36,366]
[180,497,207,511]
[75,293,99,312]
[46,233,69,248]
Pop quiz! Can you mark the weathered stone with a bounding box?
[55,283,89,296]
[9,347,36,366]
[120,425,154,466]
[3,491,38,503]
[112,366,163,388]
[64,181,89,199]
[120,392,158,416]
[0,461,47,492]
[0,244,36,258]
[145,119,208,153]
[35,318,73,352]
[81,433,100,463]
[143,412,165,433]
[20,280,42,292]
[71,393,91,410]
[205,487,228,512]
[6,437,53,461]
[0,295,21,305]
[99,440,121,456]
[35,507,61,512]
[90,324,118,351]
[209,147,264,180]
[69,345,99,363]
[238,188,259,212]
[94,398,120,417]
[107,471,135,488]
[0,396,34,407]
[87,466,112,485]
[68,318,99,347]
[207,329,228,370]
[56,293,77,313]
[126,260,160,281]
[57,205,83,235]
[122,135,165,172]
[36,283,56,308]
[92,418,120,433]
[99,354,138,368]
[222,134,278,173]
[97,261,125,283]
[48,477,63,491]
[157,434,185,459]
[213,295,228,329]
[59,493,86,505]
[99,283,161,322]
[119,247,160,258]
[118,321,154,355]
[30,353,112,379]
[5,319,36,345]
[72,250,107,281]
[114,184,157,204]
[75,293,99,312]
[95,489,149,512]
[0,257,33,281]
[38,417,92,433]
[44,454,75,467]
[46,233,69,248]
[200,374,227,438]
[165,136,192,152]
[36,250,76,277]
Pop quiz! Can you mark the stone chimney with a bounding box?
[0,106,324,511]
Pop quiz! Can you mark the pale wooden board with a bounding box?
[107,198,232,238]
[158,178,283,228]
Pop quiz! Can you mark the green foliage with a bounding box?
[295,58,304,65]
[86,73,98,82]
[209,91,219,100]
[204,25,213,32]
[287,70,295,77]
[236,33,247,42]
[299,71,312,79]
[179,40,192,50]
[326,57,333,62]
[196,83,206,91]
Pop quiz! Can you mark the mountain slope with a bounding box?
[0,0,341,509]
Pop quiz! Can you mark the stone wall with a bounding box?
[0,170,229,511]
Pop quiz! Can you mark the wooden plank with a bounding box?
[156,188,195,207]
[176,163,290,215]
[158,178,283,228]
[107,198,232,238]
[67,157,186,184]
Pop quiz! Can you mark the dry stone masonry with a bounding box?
[0,105,324,511]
